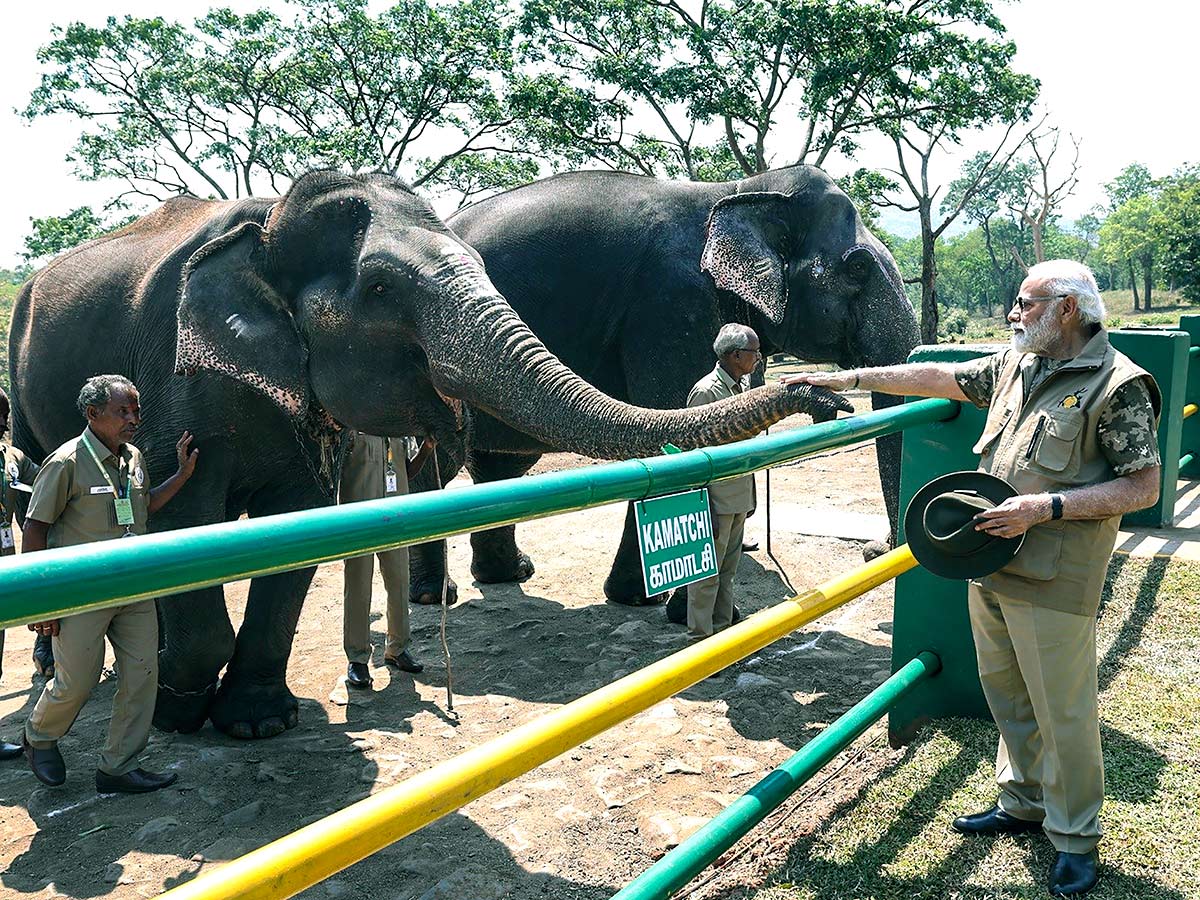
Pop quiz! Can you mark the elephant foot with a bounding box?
[209,678,299,740]
[863,539,892,562]
[411,575,459,606]
[471,551,535,585]
[603,573,664,607]
[154,681,217,734]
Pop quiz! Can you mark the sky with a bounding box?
[2,0,1198,266]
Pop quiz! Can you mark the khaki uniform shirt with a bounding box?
[339,433,410,504]
[688,365,756,515]
[27,427,152,548]
[953,329,1161,615]
[1,443,40,556]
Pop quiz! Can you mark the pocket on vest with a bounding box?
[1001,522,1065,581]
[1026,408,1084,473]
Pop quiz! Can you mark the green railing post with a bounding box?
[1109,327,1189,526]
[611,652,941,900]
[1179,314,1200,479]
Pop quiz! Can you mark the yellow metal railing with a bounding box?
[160,546,918,900]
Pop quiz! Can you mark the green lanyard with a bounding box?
[81,431,136,532]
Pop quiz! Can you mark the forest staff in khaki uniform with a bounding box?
[18,375,198,794]
[684,324,761,638]
[0,388,40,760]
[786,260,1161,898]
[340,432,435,689]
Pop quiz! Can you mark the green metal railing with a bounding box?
[612,651,940,900]
[0,399,957,629]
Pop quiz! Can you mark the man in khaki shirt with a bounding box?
[0,388,40,759]
[18,375,198,794]
[340,432,435,688]
[685,324,761,637]
[786,261,1160,897]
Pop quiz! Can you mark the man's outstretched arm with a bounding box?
[782,363,970,402]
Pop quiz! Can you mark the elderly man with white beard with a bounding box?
[783,259,1162,897]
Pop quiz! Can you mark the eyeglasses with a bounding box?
[1012,294,1069,313]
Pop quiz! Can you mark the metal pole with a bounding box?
[157,546,918,900]
[0,400,955,629]
[611,650,941,900]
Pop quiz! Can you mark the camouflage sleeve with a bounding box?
[951,352,1004,409]
[1097,378,1161,476]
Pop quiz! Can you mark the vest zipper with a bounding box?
[1024,414,1046,460]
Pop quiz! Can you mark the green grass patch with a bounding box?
[723,557,1200,900]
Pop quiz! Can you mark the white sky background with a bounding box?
[1,0,1198,266]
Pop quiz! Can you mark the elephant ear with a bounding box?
[175,221,310,418]
[700,191,790,324]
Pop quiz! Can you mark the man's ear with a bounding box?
[175,222,310,417]
[701,192,790,324]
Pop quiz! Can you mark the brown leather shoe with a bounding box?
[96,767,178,794]
[384,650,424,674]
[1049,850,1099,896]
[24,735,66,786]
[951,806,1042,835]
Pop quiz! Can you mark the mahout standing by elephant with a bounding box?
[403,165,919,606]
[8,170,849,740]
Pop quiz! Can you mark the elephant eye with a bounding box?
[372,282,387,296]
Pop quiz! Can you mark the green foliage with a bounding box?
[21,206,135,262]
[838,168,899,234]
[1153,165,1200,301]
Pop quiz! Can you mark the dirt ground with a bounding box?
[0,392,903,900]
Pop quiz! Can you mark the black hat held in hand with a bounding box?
[905,471,1025,580]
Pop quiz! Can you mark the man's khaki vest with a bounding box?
[974,329,1160,616]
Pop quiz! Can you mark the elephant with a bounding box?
[7,170,850,739]
[404,165,919,606]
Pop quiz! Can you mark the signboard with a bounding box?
[635,488,718,596]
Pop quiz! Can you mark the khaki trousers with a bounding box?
[687,512,746,637]
[968,582,1103,853]
[343,546,410,664]
[25,600,158,776]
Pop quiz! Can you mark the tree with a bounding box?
[1008,125,1081,265]
[1153,165,1200,301]
[1098,194,1158,310]
[24,2,535,206]
[1101,164,1158,310]
[874,14,1039,343]
[22,206,136,262]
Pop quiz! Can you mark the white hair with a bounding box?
[1025,259,1107,326]
[713,323,758,357]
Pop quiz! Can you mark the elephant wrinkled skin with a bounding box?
[404,166,919,605]
[7,170,849,738]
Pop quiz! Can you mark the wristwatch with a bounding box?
[1050,493,1064,520]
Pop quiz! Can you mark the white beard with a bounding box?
[1011,314,1059,354]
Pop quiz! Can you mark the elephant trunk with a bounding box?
[842,233,921,543]
[417,245,838,459]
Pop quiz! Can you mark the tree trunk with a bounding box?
[1031,220,1045,264]
[1143,257,1153,310]
[1129,259,1141,311]
[919,210,938,344]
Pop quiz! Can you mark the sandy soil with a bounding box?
[0,392,903,900]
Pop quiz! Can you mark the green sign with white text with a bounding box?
[635,488,718,596]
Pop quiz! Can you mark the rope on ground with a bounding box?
[432,452,455,713]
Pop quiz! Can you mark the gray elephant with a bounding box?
[405,165,918,605]
[7,170,848,739]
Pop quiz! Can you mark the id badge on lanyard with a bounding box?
[82,432,137,535]
[384,441,398,495]
[1,525,13,550]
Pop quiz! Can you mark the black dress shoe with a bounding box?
[96,767,178,794]
[742,539,759,552]
[384,650,424,674]
[24,735,66,786]
[1049,849,1099,896]
[0,740,24,760]
[951,806,1042,835]
[346,661,373,688]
